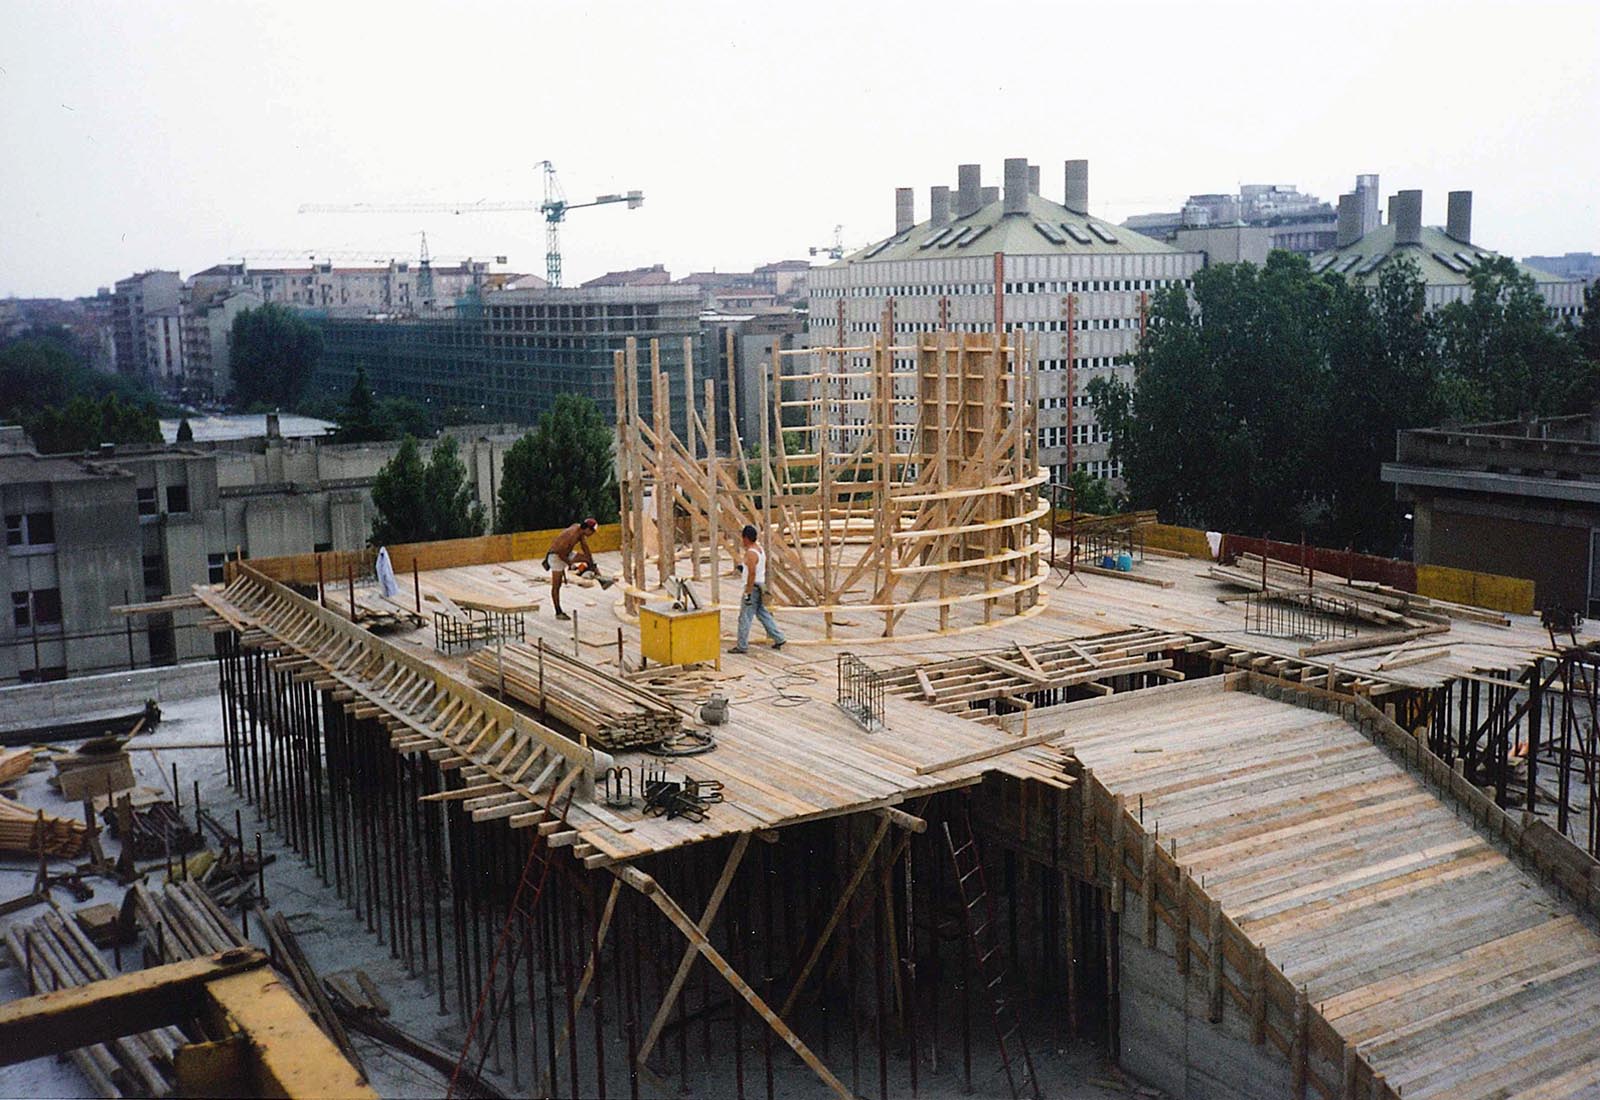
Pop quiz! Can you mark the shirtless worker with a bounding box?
[544,518,612,620]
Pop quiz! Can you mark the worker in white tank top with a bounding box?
[730,523,785,654]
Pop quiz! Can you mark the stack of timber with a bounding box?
[3,908,187,1097]
[466,642,681,749]
[1215,552,1510,628]
[0,746,34,785]
[124,881,249,964]
[124,882,365,1075]
[0,793,87,857]
[880,628,1193,717]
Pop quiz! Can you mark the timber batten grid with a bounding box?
[194,534,1600,1098]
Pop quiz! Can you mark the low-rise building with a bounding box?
[1382,411,1600,617]
[0,427,523,684]
[1524,252,1600,285]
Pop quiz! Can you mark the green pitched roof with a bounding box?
[1310,224,1572,287]
[836,192,1178,265]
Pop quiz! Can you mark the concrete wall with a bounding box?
[0,659,216,732]
[1118,894,1294,1100]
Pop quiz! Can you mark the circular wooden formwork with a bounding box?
[612,330,1050,643]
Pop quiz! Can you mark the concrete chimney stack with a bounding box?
[895,187,915,235]
[1028,164,1041,195]
[1064,159,1089,214]
[930,186,951,227]
[1003,158,1030,215]
[981,186,999,206]
[1446,190,1472,243]
[957,164,982,218]
[1393,189,1423,245]
[1336,193,1363,247]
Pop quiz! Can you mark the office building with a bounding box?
[808,157,1206,483]
[1311,189,1585,317]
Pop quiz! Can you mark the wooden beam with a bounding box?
[635,833,750,1068]
[779,815,893,1019]
[613,865,852,1100]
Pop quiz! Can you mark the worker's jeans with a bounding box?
[737,584,784,649]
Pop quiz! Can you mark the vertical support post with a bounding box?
[704,378,721,607]
[653,340,674,587]
[613,348,634,610]
[683,335,700,581]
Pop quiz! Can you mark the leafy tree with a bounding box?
[1064,469,1118,515]
[229,303,323,410]
[25,394,162,454]
[1573,279,1600,369]
[1095,250,1593,554]
[378,397,430,439]
[369,435,485,545]
[1435,256,1594,418]
[332,365,386,443]
[1,337,163,422]
[369,437,429,545]
[494,394,618,533]
[175,417,195,443]
[421,435,485,540]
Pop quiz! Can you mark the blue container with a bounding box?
[1101,555,1117,570]
[1117,552,1134,572]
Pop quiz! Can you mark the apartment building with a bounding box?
[808,158,1205,484]
[110,271,181,379]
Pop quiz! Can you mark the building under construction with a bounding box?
[4,332,1600,1099]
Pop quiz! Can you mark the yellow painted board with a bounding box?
[1415,563,1535,616]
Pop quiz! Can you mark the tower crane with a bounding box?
[809,224,847,260]
[299,162,643,287]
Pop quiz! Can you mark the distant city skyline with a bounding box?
[2,0,1597,299]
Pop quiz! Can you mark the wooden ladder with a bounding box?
[944,806,1041,1100]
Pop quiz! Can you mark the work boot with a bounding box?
[727,646,748,654]
[555,611,571,621]
[598,577,616,590]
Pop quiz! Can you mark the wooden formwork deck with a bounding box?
[1036,682,1600,1099]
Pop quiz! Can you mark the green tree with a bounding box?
[369,435,485,545]
[1435,256,1595,418]
[1574,279,1600,369]
[25,394,163,454]
[175,417,195,443]
[332,365,386,443]
[422,434,485,540]
[1,337,163,422]
[1064,469,1117,515]
[494,394,618,533]
[229,303,323,409]
[378,397,430,439]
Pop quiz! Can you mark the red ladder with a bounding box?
[944,806,1041,1100]
[447,786,574,1098]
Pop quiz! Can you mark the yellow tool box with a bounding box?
[639,604,721,668]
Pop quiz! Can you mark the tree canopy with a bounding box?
[25,393,163,454]
[329,366,433,443]
[229,303,323,410]
[1,334,162,423]
[494,393,618,533]
[175,417,195,443]
[369,435,485,546]
[1091,252,1596,554]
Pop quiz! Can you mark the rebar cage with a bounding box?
[836,652,885,732]
[433,609,527,654]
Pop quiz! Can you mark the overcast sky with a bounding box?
[2,0,1596,299]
